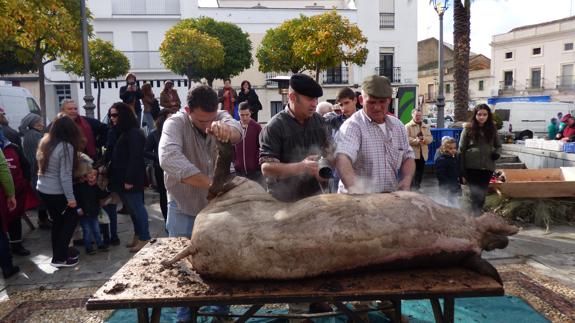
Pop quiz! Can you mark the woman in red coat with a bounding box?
[0,131,39,256]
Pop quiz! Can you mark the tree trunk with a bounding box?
[315,64,320,83]
[453,0,471,123]
[207,77,214,88]
[96,78,101,120]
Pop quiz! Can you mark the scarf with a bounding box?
[76,116,96,158]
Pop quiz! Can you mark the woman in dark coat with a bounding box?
[144,109,173,221]
[237,80,262,122]
[108,102,150,253]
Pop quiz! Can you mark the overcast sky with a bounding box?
[418,0,575,57]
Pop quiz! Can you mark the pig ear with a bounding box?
[475,212,519,236]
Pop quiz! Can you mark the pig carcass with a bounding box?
[162,142,518,282]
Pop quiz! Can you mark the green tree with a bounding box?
[453,0,472,122]
[256,16,309,74]
[61,39,130,119]
[0,0,89,123]
[0,41,36,75]
[293,11,368,81]
[171,17,253,87]
[160,27,225,87]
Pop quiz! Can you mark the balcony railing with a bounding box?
[379,13,395,29]
[124,51,165,70]
[499,80,515,93]
[265,71,294,87]
[557,75,575,90]
[525,78,545,91]
[321,66,349,85]
[375,66,401,83]
[112,0,180,15]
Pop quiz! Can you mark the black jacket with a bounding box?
[74,182,108,218]
[237,89,262,112]
[435,153,461,193]
[119,85,143,114]
[110,127,146,191]
[3,125,22,148]
[144,129,160,167]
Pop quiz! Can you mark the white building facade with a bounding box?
[41,0,418,122]
[490,16,575,106]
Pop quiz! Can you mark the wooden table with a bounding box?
[86,238,504,323]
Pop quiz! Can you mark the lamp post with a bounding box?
[81,0,95,118]
[267,76,291,106]
[432,0,449,128]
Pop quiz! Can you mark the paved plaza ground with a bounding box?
[0,176,574,322]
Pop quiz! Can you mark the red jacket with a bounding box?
[0,145,39,232]
[233,120,262,175]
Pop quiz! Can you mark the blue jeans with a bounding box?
[166,201,196,238]
[118,191,150,241]
[103,204,119,240]
[166,201,228,321]
[79,217,103,250]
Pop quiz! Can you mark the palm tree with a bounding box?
[453,0,471,122]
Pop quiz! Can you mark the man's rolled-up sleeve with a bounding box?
[335,121,361,164]
[159,117,200,181]
[217,111,244,144]
[400,126,415,161]
[259,122,281,164]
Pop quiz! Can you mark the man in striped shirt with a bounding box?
[335,75,415,194]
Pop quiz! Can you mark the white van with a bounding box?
[493,102,575,139]
[0,86,42,128]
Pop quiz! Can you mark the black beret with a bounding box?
[290,74,323,98]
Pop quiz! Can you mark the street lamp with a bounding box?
[432,0,449,128]
[267,76,291,106]
[81,0,95,118]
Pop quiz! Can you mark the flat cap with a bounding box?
[362,75,392,98]
[290,74,323,98]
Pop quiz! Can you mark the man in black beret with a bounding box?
[259,73,334,203]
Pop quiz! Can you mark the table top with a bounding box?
[86,238,504,310]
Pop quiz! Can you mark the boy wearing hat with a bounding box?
[335,75,415,194]
[259,74,334,202]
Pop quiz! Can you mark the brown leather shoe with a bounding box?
[125,235,139,248]
[129,240,149,253]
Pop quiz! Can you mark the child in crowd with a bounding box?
[435,137,462,207]
[74,154,109,255]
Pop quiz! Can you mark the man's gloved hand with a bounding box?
[491,152,501,161]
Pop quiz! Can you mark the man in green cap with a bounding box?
[335,75,415,193]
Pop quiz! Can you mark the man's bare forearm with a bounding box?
[261,161,303,179]
[336,154,356,191]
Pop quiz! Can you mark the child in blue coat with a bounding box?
[435,137,462,207]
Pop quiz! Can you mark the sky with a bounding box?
[418,0,575,57]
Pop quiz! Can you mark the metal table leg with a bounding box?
[189,306,200,323]
[443,297,454,323]
[235,304,264,323]
[150,307,162,323]
[137,307,150,323]
[430,298,444,323]
[333,302,366,323]
[392,300,402,323]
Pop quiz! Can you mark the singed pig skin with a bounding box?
[174,177,518,281]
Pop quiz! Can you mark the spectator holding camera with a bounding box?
[119,73,143,126]
[459,104,501,216]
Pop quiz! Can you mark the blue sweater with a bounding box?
[36,142,75,201]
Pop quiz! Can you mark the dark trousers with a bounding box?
[465,169,493,216]
[39,192,78,263]
[0,230,14,273]
[103,204,118,241]
[412,158,426,190]
[8,217,22,244]
[154,165,167,221]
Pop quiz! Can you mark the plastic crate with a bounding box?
[563,143,575,153]
[426,128,463,165]
[542,140,564,152]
